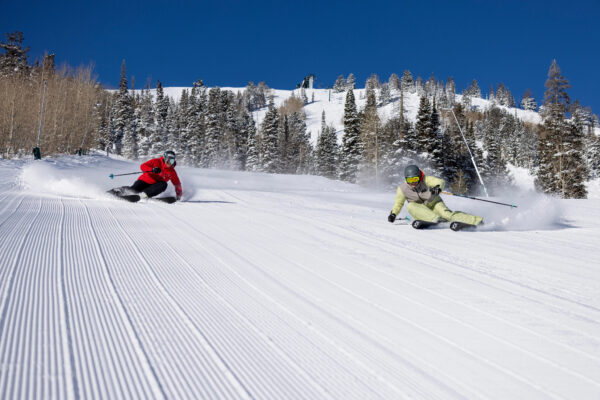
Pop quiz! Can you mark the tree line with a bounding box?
[1,31,598,199]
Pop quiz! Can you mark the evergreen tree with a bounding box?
[316,111,338,179]
[346,73,356,90]
[365,74,381,90]
[429,100,443,170]
[464,79,481,98]
[565,107,588,198]
[359,88,382,182]
[260,100,280,172]
[113,60,134,156]
[340,89,362,182]
[444,77,456,108]
[287,111,311,174]
[203,87,223,167]
[136,88,155,156]
[149,80,169,156]
[401,70,414,93]
[415,96,434,155]
[535,60,586,198]
[0,31,30,77]
[245,113,260,171]
[378,83,391,106]
[333,75,346,93]
[482,108,512,191]
[165,98,179,153]
[388,73,401,91]
[521,88,538,111]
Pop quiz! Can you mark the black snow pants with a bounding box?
[130,180,167,198]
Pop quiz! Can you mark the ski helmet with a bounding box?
[163,150,176,165]
[404,164,423,184]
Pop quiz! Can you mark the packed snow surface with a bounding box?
[1,154,600,399]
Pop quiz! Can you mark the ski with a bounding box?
[107,189,140,203]
[450,221,478,231]
[149,196,177,204]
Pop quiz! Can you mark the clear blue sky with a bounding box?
[2,0,599,114]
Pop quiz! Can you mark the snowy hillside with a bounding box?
[152,86,599,146]
[1,154,600,399]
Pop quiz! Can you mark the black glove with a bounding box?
[430,185,441,196]
[152,167,161,174]
[388,213,396,223]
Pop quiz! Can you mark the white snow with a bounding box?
[1,154,600,399]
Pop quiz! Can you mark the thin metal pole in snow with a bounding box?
[449,108,489,198]
[36,80,47,147]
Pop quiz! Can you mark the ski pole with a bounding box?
[109,171,141,179]
[441,191,517,208]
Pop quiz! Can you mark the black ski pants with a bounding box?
[130,180,167,198]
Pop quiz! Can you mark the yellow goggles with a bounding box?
[406,176,420,184]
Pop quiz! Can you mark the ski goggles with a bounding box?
[165,155,176,165]
[406,176,421,184]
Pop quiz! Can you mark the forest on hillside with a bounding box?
[1,31,598,198]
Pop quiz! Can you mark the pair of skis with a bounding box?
[409,219,478,231]
[107,189,177,204]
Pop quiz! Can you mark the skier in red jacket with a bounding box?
[129,150,182,200]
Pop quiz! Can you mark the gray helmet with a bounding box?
[404,165,423,183]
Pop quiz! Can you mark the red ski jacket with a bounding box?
[138,157,182,197]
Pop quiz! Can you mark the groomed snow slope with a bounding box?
[1,155,600,399]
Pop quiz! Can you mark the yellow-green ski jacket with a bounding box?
[391,175,445,215]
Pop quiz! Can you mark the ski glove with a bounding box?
[176,195,181,201]
[388,213,396,223]
[152,167,162,173]
[430,185,441,196]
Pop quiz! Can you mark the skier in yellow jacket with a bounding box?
[387,165,483,226]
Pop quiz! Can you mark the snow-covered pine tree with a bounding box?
[401,70,414,93]
[521,88,537,111]
[365,74,381,90]
[287,111,311,174]
[278,115,292,173]
[378,83,391,106]
[464,79,481,98]
[177,89,193,164]
[535,60,586,198]
[165,98,179,154]
[346,73,356,90]
[203,87,223,167]
[388,73,400,92]
[482,108,512,192]
[113,60,134,156]
[430,100,443,171]
[148,80,169,156]
[244,113,260,171]
[495,83,515,107]
[425,74,437,99]
[340,89,362,183]
[136,88,155,157]
[0,31,29,77]
[260,100,280,172]
[220,90,239,168]
[415,96,434,156]
[359,88,382,181]
[333,75,346,93]
[587,130,600,179]
[316,111,338,179]
[564,106,588,198]
[444,77,456,108]
[415,76,424,97]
